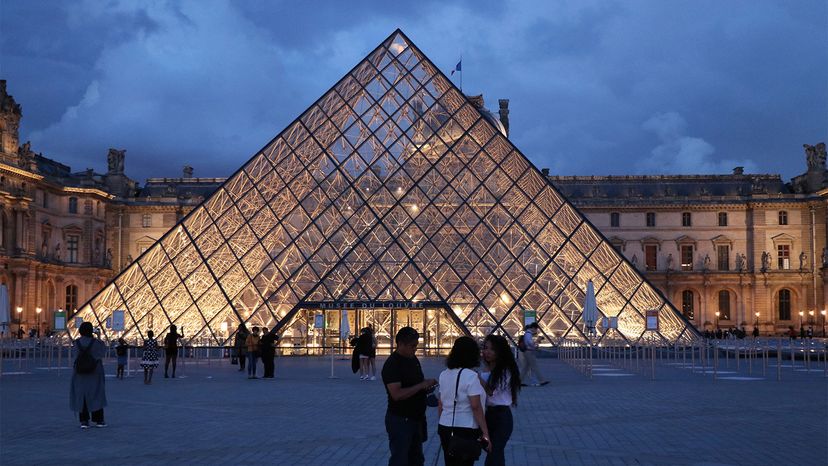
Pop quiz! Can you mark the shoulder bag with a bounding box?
[446,368,482,461]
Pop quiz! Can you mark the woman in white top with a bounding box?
[479,334,521,466]
[438,336,491,466]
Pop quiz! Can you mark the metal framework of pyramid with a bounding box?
[70,30,698,347]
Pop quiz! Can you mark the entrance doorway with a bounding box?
[277,302,466,356]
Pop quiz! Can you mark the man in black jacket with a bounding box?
[260,327,278,378]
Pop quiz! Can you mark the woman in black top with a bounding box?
[164,324,184,378]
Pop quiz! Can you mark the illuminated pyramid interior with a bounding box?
[70,30,698,350]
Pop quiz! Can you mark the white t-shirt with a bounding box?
[480,371,513,407]
[438,368,487,428]
[522,330,536,351]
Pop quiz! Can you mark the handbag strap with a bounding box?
[450,368,464,432]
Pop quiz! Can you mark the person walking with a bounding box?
[437,336,491,466]
[479,335,521,466]
[518,323,549,387]
[367,324,378,380]
[356,327,373,380]
[140,330,160,385]
[382,326,437,466]
[260,327,278,378]
[164,324,184,378]
[234,324,249,371]
[70,322,107,428]
[115,338,128,380]
[245,326,261,379]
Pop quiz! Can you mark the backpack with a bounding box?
[517,333,527,352]
[74,340,98,374]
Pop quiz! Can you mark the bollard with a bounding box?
[776,339,781,381]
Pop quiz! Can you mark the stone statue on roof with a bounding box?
[804,143,827,170]
[107,148,125,174]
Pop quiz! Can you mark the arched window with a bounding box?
[718,290,731,320]
[778,289,791,320]
[681,290,694,319]
[65,285,78,311]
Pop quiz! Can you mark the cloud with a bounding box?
[2,0,825,182]
[638,112,757,174]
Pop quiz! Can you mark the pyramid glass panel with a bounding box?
[70,29,698,348]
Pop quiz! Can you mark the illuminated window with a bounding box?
[680,245,694,271]
[718,290,731,320]
[681,290,694,319]
[65,285,78,311]
[777,245,790,270]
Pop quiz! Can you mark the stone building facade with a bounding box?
[548,147,828,335]
[2,79,825,336]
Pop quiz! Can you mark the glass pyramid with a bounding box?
[70,30,698,347]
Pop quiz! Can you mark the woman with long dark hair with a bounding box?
[437,336,491,465]
[479,334,521,466]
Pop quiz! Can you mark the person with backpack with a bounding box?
[163,324,184,378]
[517,323,549,387]
[115,338,128,380]
[140,330,160,385]
[70,322,107,429]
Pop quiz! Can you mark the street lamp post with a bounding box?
[36,307,42,339]
[15,306,22,337]
[715,311,720,332]
[821,310,826,337]
[798,311,804,331]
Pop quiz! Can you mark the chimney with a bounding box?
[541,168,549,176]
[733,166,744,175]
[183,165,194,178]
[498,99,510,137]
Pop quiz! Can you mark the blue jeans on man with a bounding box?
[385,411,425,466]
[247,352,259,378]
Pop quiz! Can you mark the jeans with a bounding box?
[247,353,258,376]
[484,406,513,466]
[385,411,425,466]
[437,424,481,466]
[79,399,104,424]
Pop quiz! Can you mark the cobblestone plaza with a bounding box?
[1,352,826,465]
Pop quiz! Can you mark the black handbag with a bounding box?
[446,368,482,461]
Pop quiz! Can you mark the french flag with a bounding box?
[450,59,462,76]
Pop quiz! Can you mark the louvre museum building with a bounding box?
[2,31,826,352]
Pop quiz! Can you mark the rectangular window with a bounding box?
[646,212,656,227]
[65,286,78,312]
[777,245,790,270]
[645,245,658,271]
[68,197,78,214]
[42,192,48,209]
[67,235,79,263]
[717,245,729,271]
[778,211,788,225]
[681,212,692,227]
[718,291,731,320]
[718,212,728,227]
[681,290,694,319]
[610,212,620,228]
[142,214,152,228]
[681,245,694,271]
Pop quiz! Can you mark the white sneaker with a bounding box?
[370,376,376,381]
[360,375,366,380]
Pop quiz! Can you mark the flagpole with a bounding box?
[460,55,463,92]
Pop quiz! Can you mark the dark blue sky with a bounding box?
[2,1,826,183]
